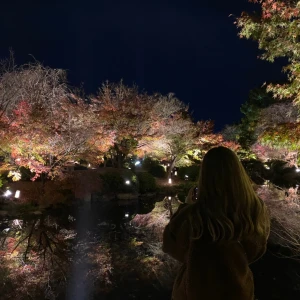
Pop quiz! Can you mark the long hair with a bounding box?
[188,146,267,242]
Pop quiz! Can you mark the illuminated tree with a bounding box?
[251,142,298,166]
[248,99,300,165]
[95,81,152,167]
[96,81,187,168]
[258,100,298,130]
[145,118,221,178]
[0,53,67,118]
[147,114,196,177]
[0,58,109,180]
[236,0,300,106]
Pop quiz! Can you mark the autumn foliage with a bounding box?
[0,55,222,181]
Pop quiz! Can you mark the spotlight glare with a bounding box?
[4,190,12,197]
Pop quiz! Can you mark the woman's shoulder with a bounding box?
[171,203,195,220]
[168,203,194,232]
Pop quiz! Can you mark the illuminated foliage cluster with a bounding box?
[260,122,300,150]
[0,56,222,181]
[234,3,300,164]
[236,0,300,106]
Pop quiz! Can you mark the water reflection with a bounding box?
[0,195,162,299]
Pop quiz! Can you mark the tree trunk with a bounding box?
[117,152,124,169]
[167,156,177,179]
[41,173,46,196]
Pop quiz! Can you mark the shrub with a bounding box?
[100,170,138,194]
[142,157,158,170]
[100,172,123,194]
[142,157,166,178]
[178,165,199,181]
[149,165,166,178]
[137,172,157,194]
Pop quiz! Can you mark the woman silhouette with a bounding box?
[162,146,270,300]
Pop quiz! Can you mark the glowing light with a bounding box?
[168,178,172,184]
[168,196,171,200]
[125,180,130,185]
[167,163,170,167]
[88,163,91,167]
[125,213,129,218]
[15,190,20,198]
[174,171,177,176]
[135,161,141,166]
[4,190,12,197]
[12,219,22,228]
[296,168,300,173]
[264,164,270,170]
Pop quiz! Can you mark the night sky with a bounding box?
[0,0,286,130]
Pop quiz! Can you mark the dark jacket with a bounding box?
[162,203,270,300]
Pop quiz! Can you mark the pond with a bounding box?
[1,197,300,300]
[0,196,173,300]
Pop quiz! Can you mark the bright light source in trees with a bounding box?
[174,171,177,176]
[264,164,270,170]
[15,190,20,198]
[296,168,300,172]
[4,190,12,197]
[88,163,91,167]
[125,213,129,218]
[125,180,130,185]
[168,178,172,184]
[168,196,171,200]
[135,161,141,166]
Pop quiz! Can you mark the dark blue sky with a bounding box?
[0,0,285,130]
